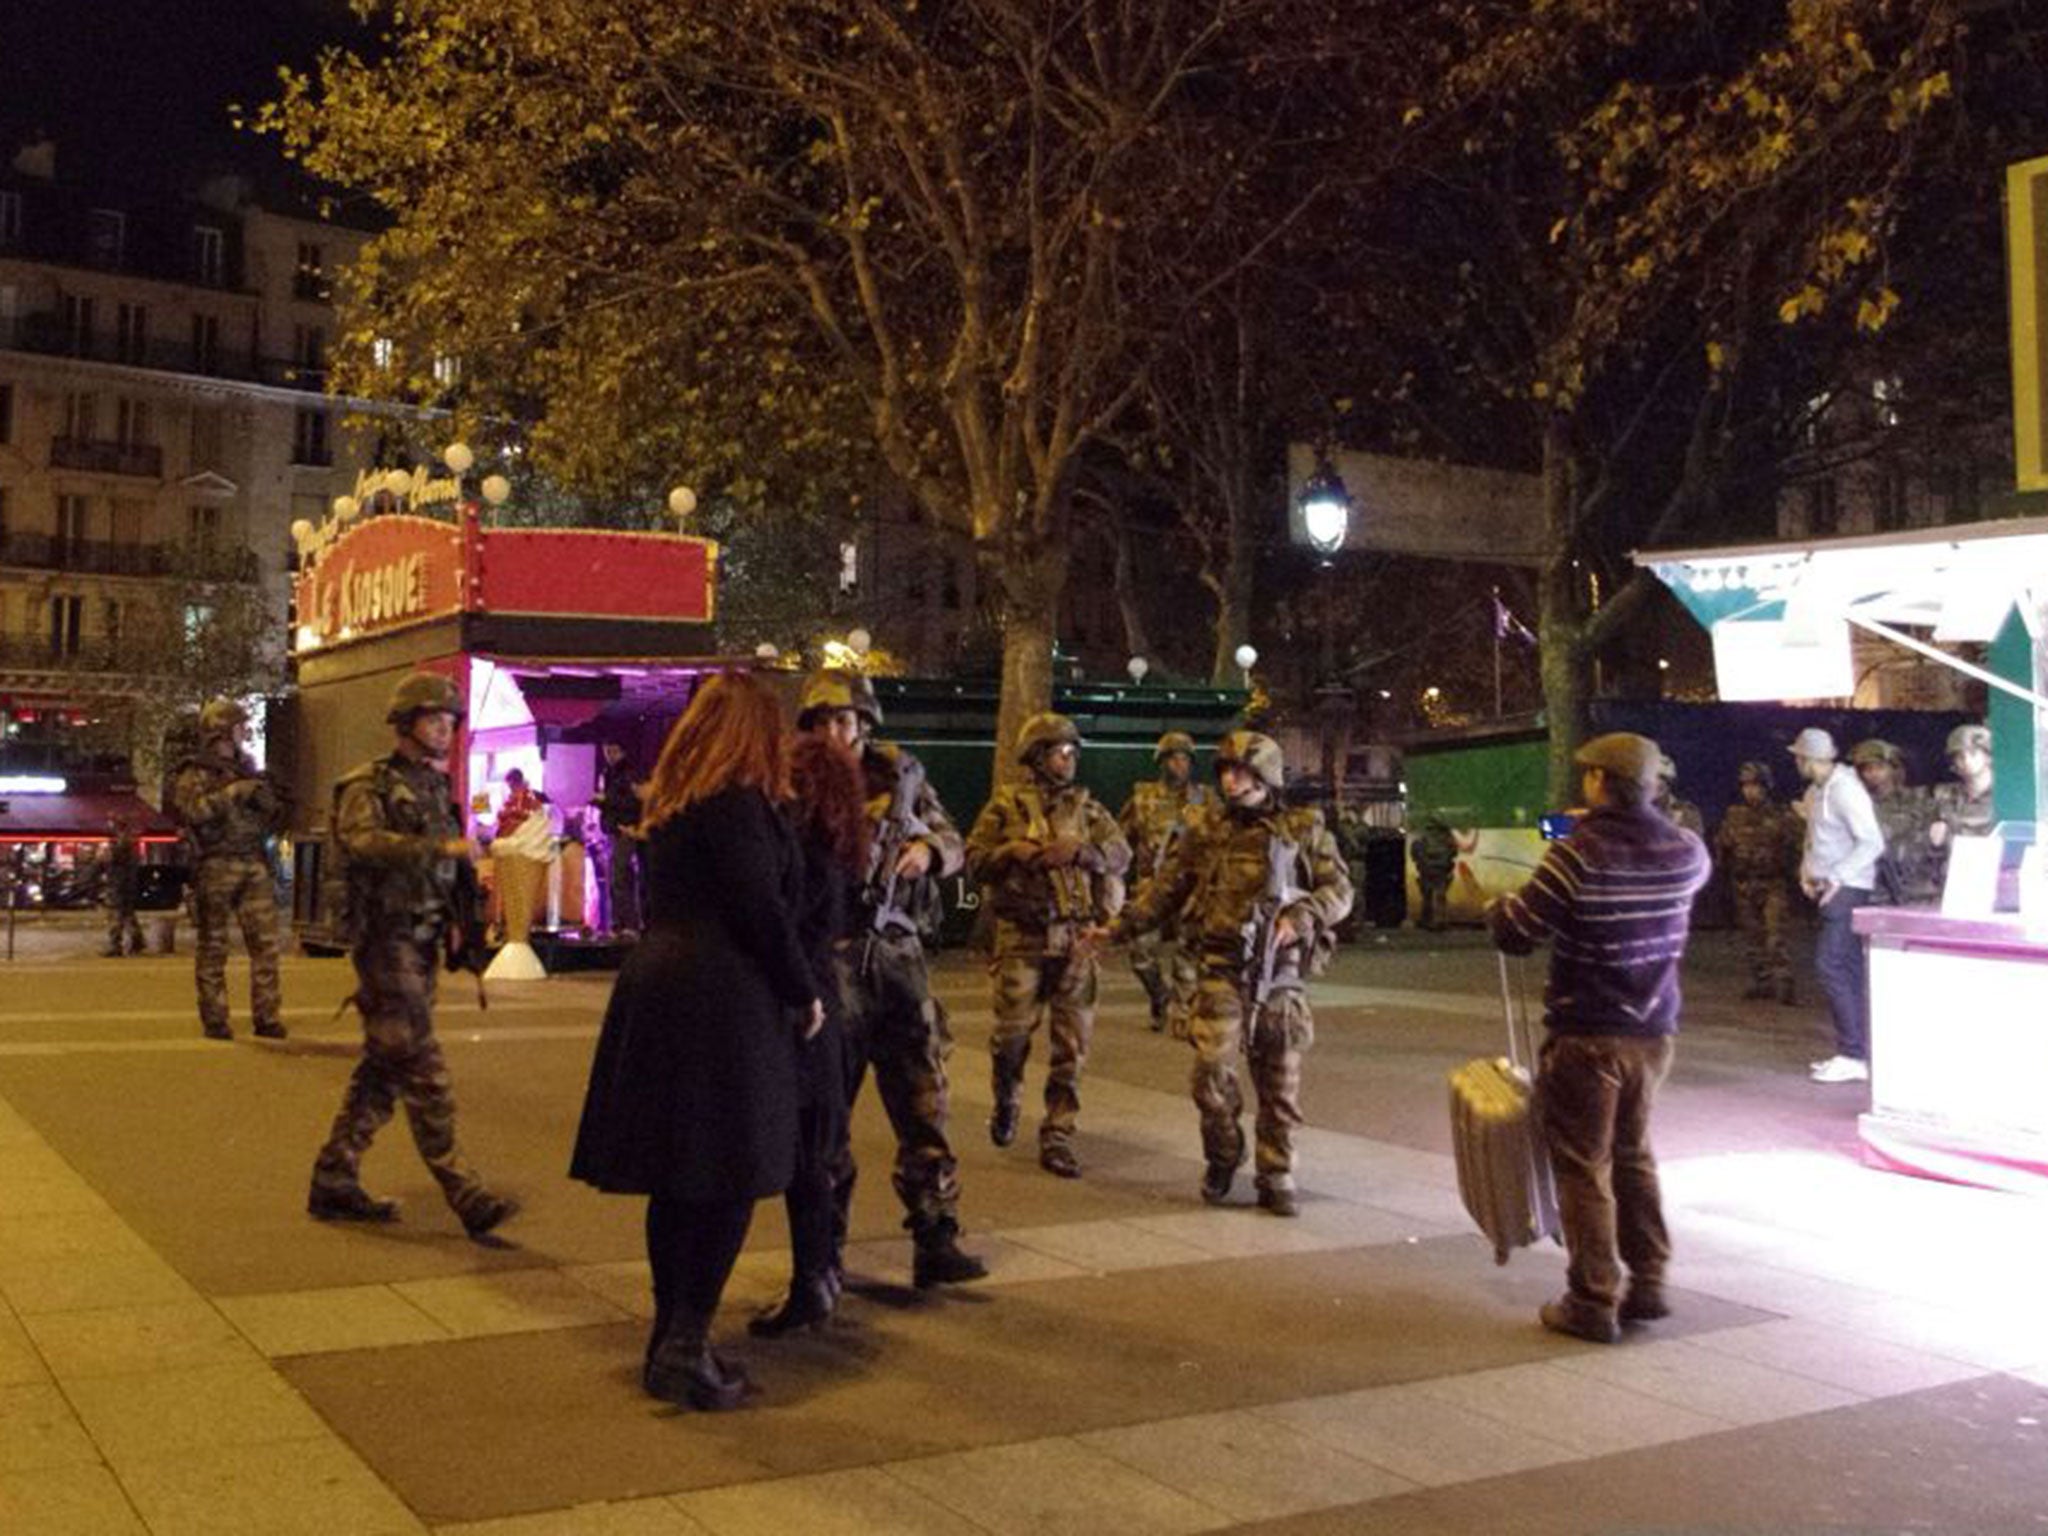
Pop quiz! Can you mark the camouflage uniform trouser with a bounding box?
[833,933,960,1228]
[1129,929,1198,1031]
[1188,971,1313,1194]
[194,855,282,1033]
[1732,877,1792,987]
[310,932,487,1217]
[106,900,143,956]
[989,950,1098,1152]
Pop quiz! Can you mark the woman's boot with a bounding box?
[747,1273,837,1337]
[643,1311,747,1410]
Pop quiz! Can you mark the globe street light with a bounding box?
[480,474,512,508]
[1127,656,1150,684]
[668,485,698,521]
[443,441,476,475]
[1299,456,1352,556]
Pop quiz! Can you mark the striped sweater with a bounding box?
[1488,805,1712,1038]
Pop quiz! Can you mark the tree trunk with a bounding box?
[1109,515,1154,664]
[1207,481,1257,687]
[990,539,1066,788]
[1536,416,1592,807]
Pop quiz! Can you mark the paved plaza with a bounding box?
[0,916,2044,1534]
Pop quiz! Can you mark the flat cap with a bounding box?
[1574,732,1663,786]
[1788,727,1837,761]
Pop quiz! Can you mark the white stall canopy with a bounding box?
[1637,516,2048,708]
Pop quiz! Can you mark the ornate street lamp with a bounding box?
[1299,455,1353,557]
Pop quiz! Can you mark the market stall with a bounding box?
[1640,515,2048,1192]
[287,501,741,968]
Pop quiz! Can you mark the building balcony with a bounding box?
[0,533,258,581]
[3,313,330,395]
[0,633,161,676]
[48,437,165,478]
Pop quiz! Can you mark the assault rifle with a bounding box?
[1241,831,1310,1045]
[865,756,932,941]
[444,857,490,1009]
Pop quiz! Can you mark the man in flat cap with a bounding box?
[1790,728,1884,1085]
[1487,733,1710,1344]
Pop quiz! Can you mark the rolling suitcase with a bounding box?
[1449,953,1560,1264]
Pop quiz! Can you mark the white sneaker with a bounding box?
[1810,1056,1870,1084]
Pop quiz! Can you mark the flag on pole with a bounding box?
[1491,588,1538,646]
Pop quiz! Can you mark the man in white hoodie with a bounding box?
[1789,728,1885,1084]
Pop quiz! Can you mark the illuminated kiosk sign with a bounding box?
[295,516,463,651]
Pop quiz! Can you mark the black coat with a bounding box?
[569,785,818,1201]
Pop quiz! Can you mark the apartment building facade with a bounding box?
[0,144,379,772]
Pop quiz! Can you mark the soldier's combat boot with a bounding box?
[201,1021,232,1041]
[1038,1142,1081,1179]
[1257,1185,1300,1218]
[747,1274,837,1336]
[307,1185,400,1223]
[911,1217,989,1288]
[252,1020,288,1040]
[644,1312,747,1410]
[456,1190,521,1240]
[1201,1163,1235,1205]
[989,1100,1021,1148]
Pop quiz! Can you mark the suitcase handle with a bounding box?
[1496,951,1539,1074]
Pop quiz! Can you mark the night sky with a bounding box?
[1,0,370,193]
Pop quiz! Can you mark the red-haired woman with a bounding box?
[570,673,821,1410]
[750,732,869,1336]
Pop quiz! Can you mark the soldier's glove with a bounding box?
[1039,838,1085,870]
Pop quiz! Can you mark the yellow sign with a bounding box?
[2010,155,2048,493]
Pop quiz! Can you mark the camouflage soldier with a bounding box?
[1116,732,1213,1032]
[1850,740,1939,907]
[1655,755,1706,837]
[798,669,987,1289]
[966,712,1131,1179]
[170,699,287,1040]
[1411,817,1457,931]
[1108,732,1352,1216]
[306,672,518,1238]
[102,816,144,957]
[1929,724,1995,900]
[1714,762,1800,1002]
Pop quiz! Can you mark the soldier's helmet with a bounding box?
[1848,740,1903,769]
[1946,723,1992,757]
[386,672,464,726]
[1154,730,1196,762]
[797,668,882,730]
[1015,711,1082,765]
[198,698,247,738]
[1214,730,1286,791]
[1736,759,1777,786]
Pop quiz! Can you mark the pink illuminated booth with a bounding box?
[286,503,747,964]
[1640,517,2048,1193]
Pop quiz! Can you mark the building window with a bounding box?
[110,498,145,548]
[86,208,126,270]
[0,382,12,446]
[1875,463,1911,532]
[115,302,148,365]
[62,391,97,442]
[294,241,326,301]
[1806,478,1840,536]
[56,494,91,554]
[0,484,10,542]
[188,406,223,473]
[192,225,225,287]
[188,504,221,548]
[371,335,394,370]
[190,313,221,374]
[103,599,122,644]
[183,602,214,643]
[60,293,95,356]
[0,190,20,246]
[431,353,461,388]
[292,408,331,466]
[114,398,151,448]
[50,594,83,655]
[292,323,325,381]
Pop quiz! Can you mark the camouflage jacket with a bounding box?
[1120,800,1352,983]
[860,741,964,938]
[170,750,284,860]
[1870,786,1940,906]
[1713,801,1800,883]
[335,753,461,935]
[966,778,1130,954]
[1931,782,1995,840]
[1412,824,1457,881]
[1117,777,1213,883]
